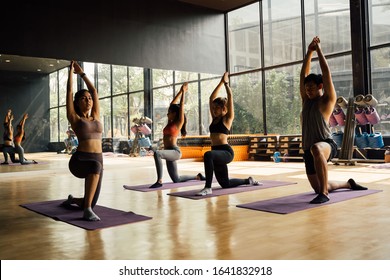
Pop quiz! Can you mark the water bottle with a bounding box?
[273,152,281,163]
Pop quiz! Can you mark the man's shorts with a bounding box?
[303,139,338,175]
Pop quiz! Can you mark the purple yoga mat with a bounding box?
[123,179,215,192]
[237,189,382,214]
[167,180,296,200]
[1,161,46,166]
[20,200,152,230]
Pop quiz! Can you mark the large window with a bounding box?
[48,0,390,145]
[371,47,390,135]
[49,68,76,142]
[304,0,351,53]
[200,76,220,135]
[230,73,263,134]
[369,0,390,46]
[150,70,221,141]
[265,65,300,135]
[263,0,302,67]
[228,2,261,73]
[369,0,390,136]
[152,84,173,141]
[228,0,390,137]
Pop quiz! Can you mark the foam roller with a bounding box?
[354,94,366,106]
[363,94,378,107]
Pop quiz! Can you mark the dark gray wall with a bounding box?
[0,0,226,153]
[0,72,50,152]
[1,0,226,74]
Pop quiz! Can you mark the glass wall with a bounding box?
[304,0,351,53]
[228,2,261,73]
[369,0,390,46]
[49,63,145,142]
[49,64,220,144]
[264,65,300,135]
[152,84,174,140]
[49,0,390,145]
[227,0,390,136]
[369,0,390,136]
[263,0,302,66]
[230,73,263,134]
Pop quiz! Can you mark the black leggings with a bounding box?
[204,144,246,188]
[2,145,19,163]
[69,151,103,208]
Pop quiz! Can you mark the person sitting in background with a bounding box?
[64,126,78,155]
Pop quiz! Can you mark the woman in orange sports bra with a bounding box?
[149,82,205,188]
[196,72,259,196]
[61,61,103,221]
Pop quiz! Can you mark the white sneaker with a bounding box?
[248,177,262,186]
[196,188,212,196]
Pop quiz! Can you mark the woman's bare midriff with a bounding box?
[210,133,228,146]
[163,135,177,149]
[4,140,13,147]
[76,139,102,153]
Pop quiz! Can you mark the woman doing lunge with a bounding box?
[62,61,103,221]
[196,72,259,196]
[14,113,37,164]
[149,82,205,188]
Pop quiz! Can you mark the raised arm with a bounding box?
[300,37,318,101]
[209,72,227,118]
[18,113,28,128]
[73,61,100,120]
[18,114,28,136]
[172,82,188,128]
[4,109,12,124]
[223,73,234,126]
[4,112,13,136]
[316,41,337,110]
[171,82,187,105]
[66,61,78,125]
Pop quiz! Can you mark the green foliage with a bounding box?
[231,74,263,134]
[265,69,301,135]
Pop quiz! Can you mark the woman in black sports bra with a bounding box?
[196,72,259,196]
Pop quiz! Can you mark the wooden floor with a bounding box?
[1,152,390,260]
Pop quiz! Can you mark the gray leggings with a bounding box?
[153,147,196,183]
[14,145,35,164]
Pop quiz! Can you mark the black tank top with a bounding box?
[209,118,230,135]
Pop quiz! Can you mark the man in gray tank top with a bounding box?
[300,36,367,204]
